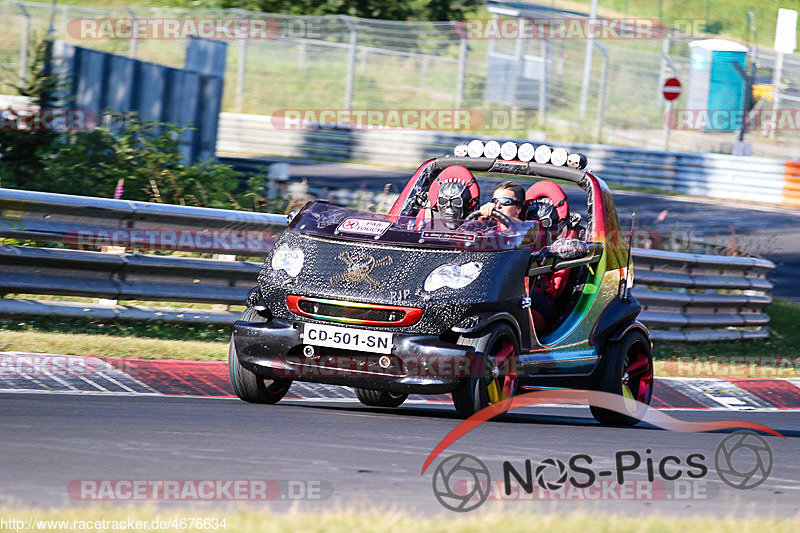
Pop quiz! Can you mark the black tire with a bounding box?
[452,322,520,419]
[228,309,292,404]
[353,388,408,408]
[590,330,653,426]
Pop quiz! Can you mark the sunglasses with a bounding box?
[437,196,464,208]
[491,197,522,207]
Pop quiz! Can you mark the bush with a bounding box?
[0,39,269,211]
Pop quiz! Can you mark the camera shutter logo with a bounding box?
[714,430,773,490]
[535,457,568,491]
[431,453,491,512]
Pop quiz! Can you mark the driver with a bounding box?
[478,181,525,230]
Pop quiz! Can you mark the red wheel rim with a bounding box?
[623,342,653,406]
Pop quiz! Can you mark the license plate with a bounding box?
[301,323,394,354]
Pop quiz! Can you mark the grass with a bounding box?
[0,506,798,532]
[0,331,227,360]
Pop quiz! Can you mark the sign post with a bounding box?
[662,77,681,150]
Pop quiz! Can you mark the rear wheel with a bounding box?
[228,309,292,404]
[354,388,408,408]
[590,330,653,426]
[452,322,519,419]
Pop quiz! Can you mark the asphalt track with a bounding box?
[2,392,799,516]
[224,156,800,301]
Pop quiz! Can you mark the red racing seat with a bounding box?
[525,181,574,304]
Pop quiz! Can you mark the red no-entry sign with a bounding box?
[663,77,682,101]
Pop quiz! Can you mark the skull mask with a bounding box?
[436,180,471,229]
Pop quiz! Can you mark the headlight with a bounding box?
[271,243,304,277]
[424,262,482,292]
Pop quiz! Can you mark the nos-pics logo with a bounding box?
[431,430,774,512]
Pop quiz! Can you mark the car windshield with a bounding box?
[288,201,547,252]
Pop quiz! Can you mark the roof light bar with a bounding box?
[467,139,484,158]
[500,142,518,161]
[450,141,588,170]
[483,140,501,159]
[550,147,568,167]
[517,143,535,162]
[534,145,551,164]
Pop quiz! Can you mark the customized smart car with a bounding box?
[229,140,653,425]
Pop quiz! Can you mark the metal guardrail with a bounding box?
[633,248,773,342]
[0,189,775,340]
[217,112,799,208]
[0,188,286,254]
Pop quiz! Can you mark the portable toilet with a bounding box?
[687,39,748,132]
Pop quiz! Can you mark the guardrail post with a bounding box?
[97,246,126,306]
[344,18,357,109]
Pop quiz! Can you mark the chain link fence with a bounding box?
[2,0,800,154]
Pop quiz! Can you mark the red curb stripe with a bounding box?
[103,358,234,397]
[729,379,800,409]
[651,379,708,409]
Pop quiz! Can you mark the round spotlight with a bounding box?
[454,144,468,157]
[551,147,568,166]
[517,142,535,162]
[500,141,518,160]
[567,152,588,169]
[467,139,485,158]
[534,144,552,164]
[483,140,501,159]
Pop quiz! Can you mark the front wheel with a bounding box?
[590,330,653,426]
[353,388,408,408]
[452,322,519,419]
[228,309,292,404]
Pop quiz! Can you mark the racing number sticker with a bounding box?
[336,218,392,237]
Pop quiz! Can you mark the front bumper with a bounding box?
[232,318,475,394]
